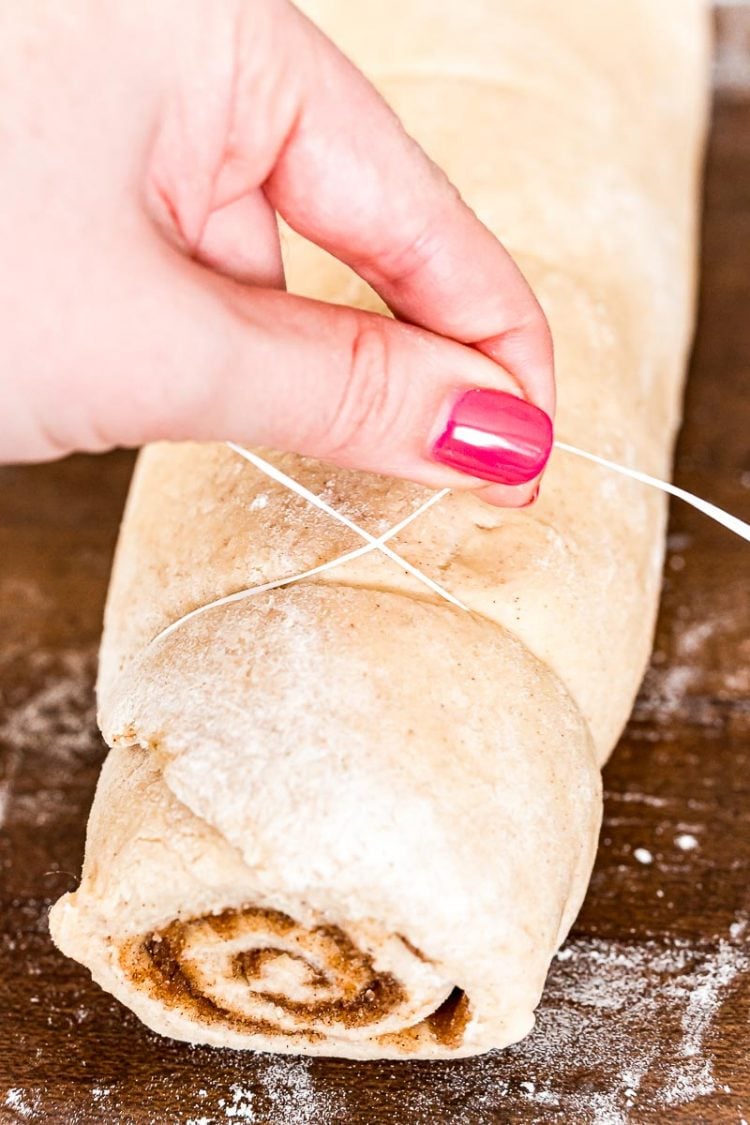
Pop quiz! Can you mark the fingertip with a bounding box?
[471,477,542,509]
[428,387,553,488]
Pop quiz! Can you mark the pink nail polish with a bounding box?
[431,389,553,486]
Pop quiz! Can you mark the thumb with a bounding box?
[126,262,553,506]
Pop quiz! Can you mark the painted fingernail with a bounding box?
[431,389,553,486]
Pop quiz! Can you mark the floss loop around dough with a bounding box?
[149,438,749,649]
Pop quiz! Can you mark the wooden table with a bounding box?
[1,17,749,1125]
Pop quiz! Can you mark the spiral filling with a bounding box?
[120,905,471,1049]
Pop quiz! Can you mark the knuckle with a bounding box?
[366,181,461,286]
[323,317,395,462]
[378,223,441,286]
[369,210,449,288]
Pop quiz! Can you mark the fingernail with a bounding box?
[522,485,540,507]
[431,389,553,486]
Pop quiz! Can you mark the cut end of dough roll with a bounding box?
[53,893,475,1057]
[50,585,601,1058]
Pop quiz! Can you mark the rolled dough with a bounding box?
[50,0,710,1058]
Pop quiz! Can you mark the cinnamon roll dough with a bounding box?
[50,0,710,1057]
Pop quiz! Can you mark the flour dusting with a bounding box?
[4,1088,41,1119]
[178,1057,348,1125]
[220,1083,256,1119]
[260,1057,346,1124]
[635,615,727,724]
[0,646,99,830]
[0,648,96,758]
[497,923,750,1124]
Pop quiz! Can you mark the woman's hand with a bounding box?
[0,0,554,505]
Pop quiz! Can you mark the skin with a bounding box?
[0,0,555,506]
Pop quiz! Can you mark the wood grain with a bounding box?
[1,16,749,1125]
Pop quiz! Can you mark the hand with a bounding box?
[0,0,554,505]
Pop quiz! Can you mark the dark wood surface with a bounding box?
[2,28,749,1125]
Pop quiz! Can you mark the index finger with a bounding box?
[243,1,555,415]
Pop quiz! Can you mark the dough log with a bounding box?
[50,0,710,1058]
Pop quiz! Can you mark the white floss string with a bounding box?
[226,443,467,610]
[150,436,748,648]
[554,441,750,543]
[150,447,463,646]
